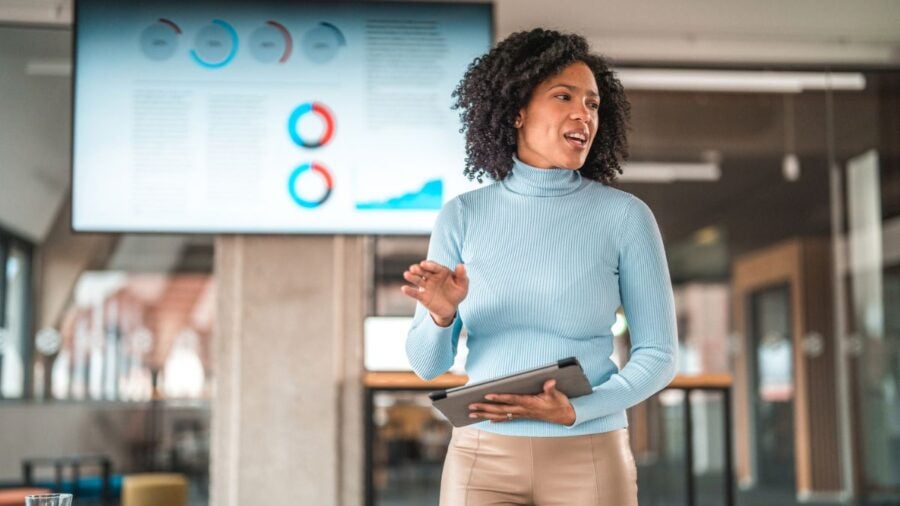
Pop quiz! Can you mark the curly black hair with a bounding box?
[451,28,630,185]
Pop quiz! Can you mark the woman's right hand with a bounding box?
[400,260,468,327]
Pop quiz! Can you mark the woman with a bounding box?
[402,28,678,505]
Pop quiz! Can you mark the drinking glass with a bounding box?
[25,494,73,506]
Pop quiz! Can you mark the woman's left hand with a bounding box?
[468,380,576,426]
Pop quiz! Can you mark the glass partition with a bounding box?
[368,68,900,505]
[37,271,214,402]
[833,73,900,502]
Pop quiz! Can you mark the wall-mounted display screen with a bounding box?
[72,0,491,233]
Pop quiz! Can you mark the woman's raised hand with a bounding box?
[400,260,468,327]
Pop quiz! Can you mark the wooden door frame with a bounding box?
[732,239,811,493]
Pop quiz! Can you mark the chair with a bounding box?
[121,473,187,506]
[21,454,116,504]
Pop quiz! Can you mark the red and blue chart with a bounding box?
[287,101,335,148]
[286,102,336,209]
[288,162,334,209]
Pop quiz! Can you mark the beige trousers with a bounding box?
[439,426,638,506]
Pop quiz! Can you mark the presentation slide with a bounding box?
[72,0,492,234]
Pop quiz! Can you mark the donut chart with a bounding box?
[249,20,293,64]
[302,22,346,63]
[140,18,181,61]
[190,19,239,68]
[287,101,335,148]
[140,18,351,67]
[288,162,334,208]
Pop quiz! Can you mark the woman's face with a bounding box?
[515,61,600,170]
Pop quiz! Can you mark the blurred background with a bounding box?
[1,0,898,505]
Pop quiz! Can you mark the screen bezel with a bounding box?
[69,0,496,235]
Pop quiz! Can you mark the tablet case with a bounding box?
[428,357,593,427]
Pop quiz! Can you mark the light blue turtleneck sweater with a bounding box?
[405,154,678,437]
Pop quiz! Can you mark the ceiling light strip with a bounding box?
[616,69,866,93]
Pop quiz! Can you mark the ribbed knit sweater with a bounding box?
[405,154,678,437]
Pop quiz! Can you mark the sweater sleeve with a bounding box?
[405,197,466,380]
[565,196,678,427]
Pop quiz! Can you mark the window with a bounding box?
[0,227,34,399]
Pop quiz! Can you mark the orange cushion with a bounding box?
[0,488,53,506]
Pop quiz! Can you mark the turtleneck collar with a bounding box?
[502,153,585,197]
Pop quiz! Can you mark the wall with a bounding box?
[0,25,71,243]
[0,401,209,482]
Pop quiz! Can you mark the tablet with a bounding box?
[428,357,593,427]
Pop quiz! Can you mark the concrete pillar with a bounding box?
[211,235,367,506]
